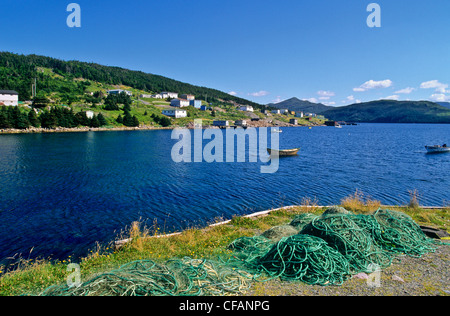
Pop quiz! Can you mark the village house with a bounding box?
[0,90,19,106]
[171,98,190,107]
[239,105,254,112]
[107,89,132,96]
[162,109,187,118]
[271,109,281,114]
[295,112,304,118]
[161,92,179,99]
[180,94,195,101]
[213,120,229,127]
[235,120,247,127]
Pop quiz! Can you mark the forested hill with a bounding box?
[0,52,262,108]
[321,100,450,123]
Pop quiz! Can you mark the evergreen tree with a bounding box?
[0,109,11,128]
[122,111,135,127]
[12,107,30,129]
[89,115,100,128]
[116,114,123,124]
[28,109,40,127]
[39,111,58,128]
[97,113,107,126]
[132,115,140,127]
[159,116,172,127]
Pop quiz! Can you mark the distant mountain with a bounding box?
[267,97,332,114]
[321,100,450,123]
[436,102,450,109]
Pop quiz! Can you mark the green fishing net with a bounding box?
[40,208,441,296]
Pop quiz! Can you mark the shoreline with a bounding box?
[0,122,323,135]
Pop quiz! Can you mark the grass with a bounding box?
[1,192,448,296]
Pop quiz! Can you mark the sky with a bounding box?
[1,0,449,106]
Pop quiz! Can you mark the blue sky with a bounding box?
[1,0,449,105]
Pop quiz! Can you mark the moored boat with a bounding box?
[267,148,300,156]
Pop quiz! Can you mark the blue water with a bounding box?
[0,124,449,263]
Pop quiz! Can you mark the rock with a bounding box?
[392,275,405,283]
[352,273,369,280]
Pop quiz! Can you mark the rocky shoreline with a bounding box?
[0,121,323,135]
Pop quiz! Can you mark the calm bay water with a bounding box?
[0,123,449,263]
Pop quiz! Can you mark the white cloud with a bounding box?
[395,87,415,94]
[323,101,336,106]
[430,93,450,102]
[248,90,269,97]
[346,95,355,101]
[353,79,393,92]
[317,90,335,97]
[385,95,399,100]
[228,91,238,96]
[420,80,448,93]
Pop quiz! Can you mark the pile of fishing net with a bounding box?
[41,207,440,296]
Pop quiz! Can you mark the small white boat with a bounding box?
[425,145,450,153]
[271,128,282,133]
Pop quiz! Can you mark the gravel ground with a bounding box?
[246,244,449,296]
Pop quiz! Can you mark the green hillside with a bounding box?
[0,52,262,109]
[267,97,331,114]
[322,100,450,123]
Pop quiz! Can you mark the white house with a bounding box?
[295,111,304,118]
[271,109,281,114]
[85,111,94,119]
[239,105,254,112]
[162,109,187,118]
[107,89,132,96]
[0,90,19,106]
[171,98,190,107]
[161,92,178,99]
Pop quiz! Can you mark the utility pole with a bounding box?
[31,77,37,98]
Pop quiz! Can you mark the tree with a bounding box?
[32,97,49,109]
[0,109,11,128]
[116,114,123,124]
[11,107,30,129]
[74,111,90,126]
[159,116,171,127]
[122,111,135,127]
[39,111,58,128]
[89,115,100,128]
[28,109,40,127]
[132,115,140,127]
[97,113,107,126]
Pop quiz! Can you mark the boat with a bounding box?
[425,145,450,153]
[335,124,342,129]
[267,148,300,156]
[271,128,282,133]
